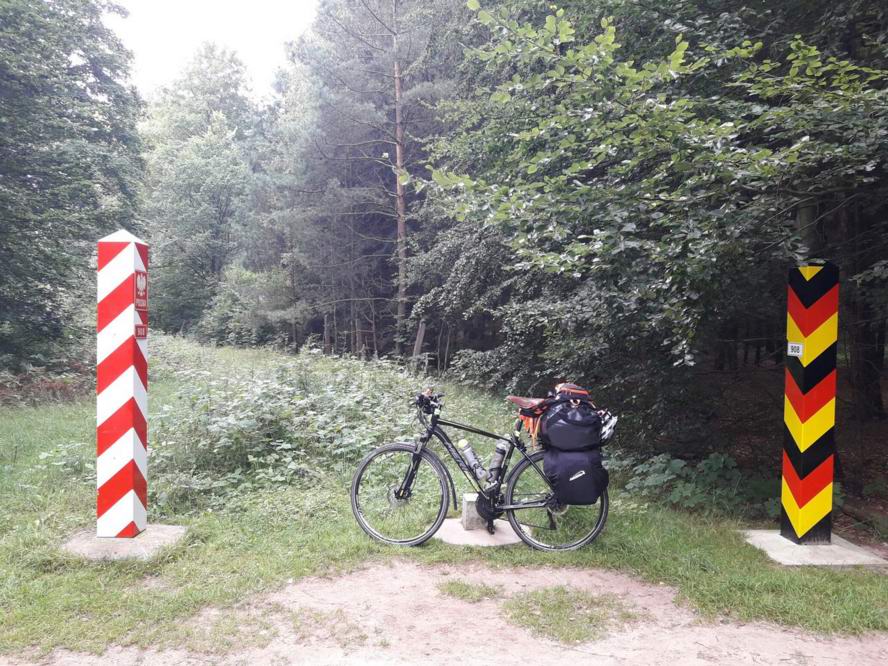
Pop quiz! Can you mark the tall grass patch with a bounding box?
[1,335,886,656]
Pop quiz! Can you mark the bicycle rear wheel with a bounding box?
[504,450,608,551]
[350,443,449,546]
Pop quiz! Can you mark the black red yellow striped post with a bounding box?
[781,262,838,544]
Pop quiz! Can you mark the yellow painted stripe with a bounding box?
[786,312,838,366]
[781,478,832,537]
[798,266,823,281]
[786,315,803,348]
[784,397,835,451]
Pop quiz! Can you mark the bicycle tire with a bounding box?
[350,442,450,547]
[504,450,608,551]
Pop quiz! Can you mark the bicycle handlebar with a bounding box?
[415,390,444,415]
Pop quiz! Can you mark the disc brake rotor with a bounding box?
[388,486,409,508]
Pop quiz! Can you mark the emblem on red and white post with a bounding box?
[96,230,149,538]
[134,270,148,339]
[135,271,148,310]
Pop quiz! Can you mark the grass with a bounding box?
[291,607,368,649]
[178,606,278,654]
[437,579,502,603]
[1,335,886,656]
[502,586,638,643]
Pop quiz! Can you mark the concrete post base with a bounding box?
[432,519,523,547]
[461,492,487,530]
[432,493,523,547]
[62,524,187,561]
[742,530,887,566]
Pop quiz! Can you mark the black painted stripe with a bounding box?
[780,507,832,544]
[783,426,835,477]
[788,263,839,308]
[785,343,837,393]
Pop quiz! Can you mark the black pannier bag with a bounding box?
[539,385,602,451]
[543,448,609,505]
[538,383,609,505]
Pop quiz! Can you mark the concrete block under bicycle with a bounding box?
[432,494,523,547]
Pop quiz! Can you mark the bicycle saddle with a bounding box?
[506,395,546,409]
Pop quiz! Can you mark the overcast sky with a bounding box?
[106,0,319,99]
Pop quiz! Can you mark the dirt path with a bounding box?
[6,561,887,665]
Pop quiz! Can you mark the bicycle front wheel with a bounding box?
[350,443,449,546]
[504,450,608,551]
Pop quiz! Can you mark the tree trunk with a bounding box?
[371,305,379,358]
[847,304,886,420]
[323,313,332,355]
[354,318,360,356]
[796,203,823,256]
[292,258,302,350]
[842,203,885,420]
[875,319,886,373]
[412,318,427,362]
[392,2,407,356]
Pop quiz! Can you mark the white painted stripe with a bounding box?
[96,304,138,360]
[96,490,147,537]
[99,229,146,245]
[97,243,138,302]
[96,367,147,426]
[96,427,147,488]
[134,245,146,272]
[136,335,148,362]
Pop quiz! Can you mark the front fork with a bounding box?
[395,413,438,500]
[395,454,423,500]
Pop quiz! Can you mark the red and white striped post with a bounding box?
[96,230,149,538]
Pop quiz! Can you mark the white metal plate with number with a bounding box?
[787,342,804,358]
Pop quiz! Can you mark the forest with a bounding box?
[1,0,887,487]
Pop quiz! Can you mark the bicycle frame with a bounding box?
[397,403,553,512]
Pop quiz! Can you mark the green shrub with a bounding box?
[149,344,420,516]
[623,453,779,516]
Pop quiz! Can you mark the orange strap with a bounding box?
[519,415,542,447]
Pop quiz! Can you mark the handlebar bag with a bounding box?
[543,448,608,505]
[540,399,602,451]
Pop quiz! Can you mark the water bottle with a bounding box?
[486,441,509,483]
[457,439,487,480]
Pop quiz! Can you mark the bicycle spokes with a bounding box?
[352,447,448,545]
[506,451,607,550]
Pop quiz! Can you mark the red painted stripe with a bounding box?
[785,368,836,423]
[787,284,838,337]
[116,521,142,538]
[97,273,134,332]
[96,460,147,517]
[97,398,147,455]
[96,337,147,394]
[782,451,833,508]
[97,242,130,271]
[135,243,149,270]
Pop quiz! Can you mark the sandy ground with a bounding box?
[4,560,887,665]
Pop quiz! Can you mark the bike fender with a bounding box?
[396,441,458,511]
[438,457,458,511]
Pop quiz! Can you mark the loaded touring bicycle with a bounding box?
[350,384,617,551]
